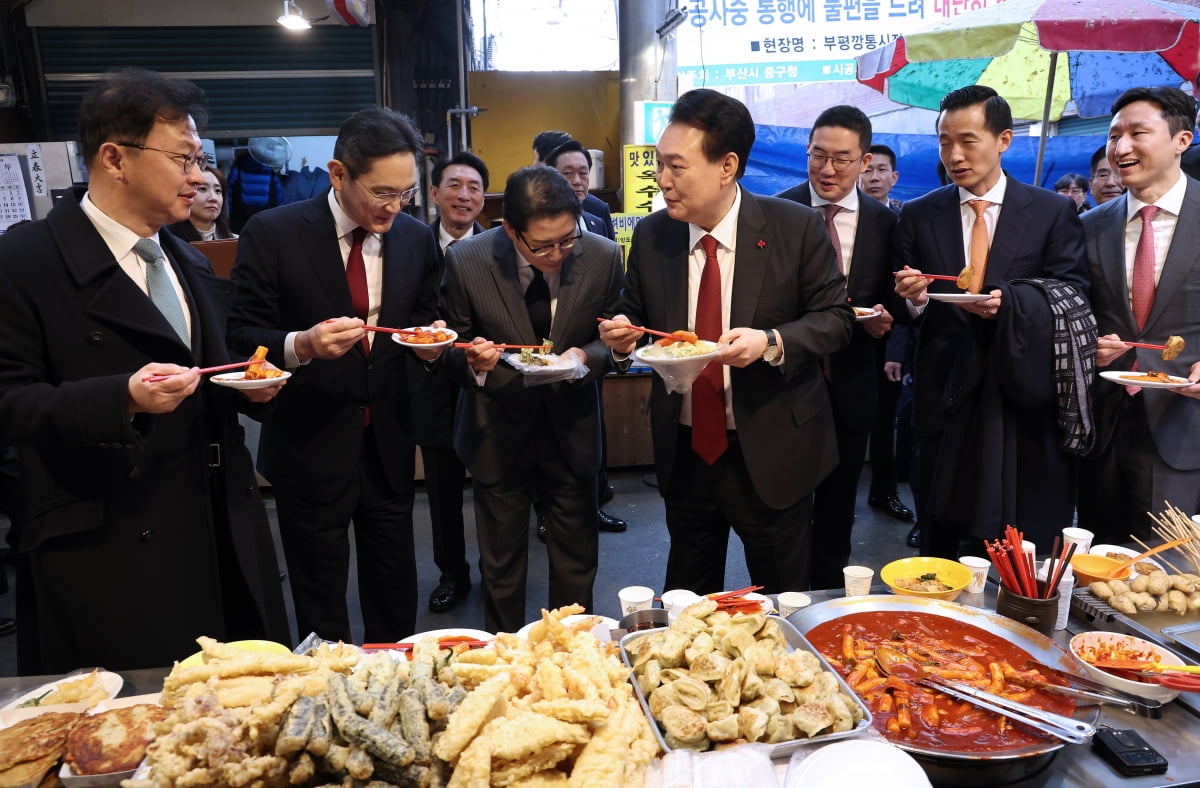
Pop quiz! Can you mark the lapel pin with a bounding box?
[756,239,766,249]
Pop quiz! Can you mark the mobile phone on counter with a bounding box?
[1093,728,1169,776]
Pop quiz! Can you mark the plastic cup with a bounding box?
[958,555,991,593]
[843,566,874,597]
[1062,527,1094,557]
[777,591,812,617]
[618,585,655,615]
[660,588,701,621]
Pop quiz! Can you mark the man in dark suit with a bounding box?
[418,151,489,614]
[776,105,901,589]
[544,138,627,536]
[0,68,289,673]
[894,85,1092,557]
[532,130,612,226]
[600,89,853,595]
[1080,86,1200,541]
[440,166,624,633]
[1089,144,1125,207]
[228,107,444,644]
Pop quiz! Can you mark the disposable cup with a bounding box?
[958,555,990,593]
[843,566,874,597]
[1062,527,1094,557]
[660,589,701,620]
[618,585,655,615]
[777,591,812,617]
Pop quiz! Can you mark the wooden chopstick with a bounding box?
[594,316,678,341]
[142,359,258,382]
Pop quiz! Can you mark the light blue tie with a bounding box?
[132,238,189,346]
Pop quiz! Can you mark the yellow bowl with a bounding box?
[1070,553,1130,586]
[880,556,973,602]
[178,639,291,668]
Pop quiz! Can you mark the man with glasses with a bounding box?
[0,68,289,673]
[1089,145,1125,206]
[229,107,443,644]
[439,166,623,633]
[776,105,904,588]
[600,89,853,595]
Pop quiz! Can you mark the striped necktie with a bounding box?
[131,238,189,345]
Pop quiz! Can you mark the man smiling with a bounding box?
[1079,86,1200,541]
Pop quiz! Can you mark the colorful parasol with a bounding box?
[857,0,1200,182]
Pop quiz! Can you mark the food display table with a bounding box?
[6,586,1200,788]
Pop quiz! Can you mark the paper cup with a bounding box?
[843,566,874,597]
[1062,526,1094,556]
[618,585,655,615]
[958,555,990,593]
[777,591,812,617]
[660,588,701,621]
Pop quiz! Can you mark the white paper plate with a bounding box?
[389,327,457,351]
[784,739,931,788]
[853,308,882,321]
[514,614,618,643]
[501,352,578,374]
[926,292,990,303]
[1,670,123,712]
[1099,370,1191,389]
[210,370,292,390]
[397,628,494,645]
[1089,544,1162,578]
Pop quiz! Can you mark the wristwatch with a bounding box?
[762,329,781,363]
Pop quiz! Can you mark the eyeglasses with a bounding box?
[116,143,206,174]
[808,151,862,172]
[353,178,419,206]
[517,229,582,257]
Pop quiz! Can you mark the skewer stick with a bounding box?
[1131,533,1185,574]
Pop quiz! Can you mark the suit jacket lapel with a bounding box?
[931,186,967,274]
[1146,179,1200,335]
[489,233,534,342]
[657,218,691,334]
[987,176,1032,283]
[302,194,356,321]
[553,250,582,344]
[731,191,770,327]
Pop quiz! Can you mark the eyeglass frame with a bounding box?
[353,177,420,206]
[116,142,207,174]
[807,150,864,172]
[516,228,582,257]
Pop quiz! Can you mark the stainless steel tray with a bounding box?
[618,614,873,758]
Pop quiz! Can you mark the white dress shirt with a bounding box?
[809,184,860,277]
[80,193,193,343]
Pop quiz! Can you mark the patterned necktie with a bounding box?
[1127,205,1161,396]
[131,238,189,346]
[525,267,551,341]
[692,234,727,464]
[346,227,370,351]
[819,204,844,274]
[966,200,991,294]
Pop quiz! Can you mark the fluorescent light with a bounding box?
[277,0,311,29]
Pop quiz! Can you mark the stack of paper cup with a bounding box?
[660,589,701,621]
[1061,528,1094,580]
[777,592,812,617]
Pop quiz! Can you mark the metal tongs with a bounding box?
[875,646,1095,744]
[1023,660,1164,719]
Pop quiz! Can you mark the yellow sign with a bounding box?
[611,213,648,265]
[622,145,659,214]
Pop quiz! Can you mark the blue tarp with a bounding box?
[745,124,1109,201]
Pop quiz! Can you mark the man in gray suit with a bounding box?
[1080,86,1200,541]
[439,166,624,633]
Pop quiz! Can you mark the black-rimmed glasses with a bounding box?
[517,229,582,257]
[808,151,863,172]
[116,143,207,174]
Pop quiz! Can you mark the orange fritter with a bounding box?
[0,711,82,773]
[64,704,166,775]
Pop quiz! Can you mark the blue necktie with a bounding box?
[132,238,189,346]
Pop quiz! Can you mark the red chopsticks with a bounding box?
[984,526,1076,599]
[362,325,421,335]
[142,359,257,383]
[706,585,766,612]
[907,273,962,282]
[362,637,490,652]
[453,343,550,350]
[595,316,679,341]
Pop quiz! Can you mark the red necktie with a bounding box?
[692,234,727,464]
[1127,205,1160,396]
[819,204,844,273]
[347,227,370,352]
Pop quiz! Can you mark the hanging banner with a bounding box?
[622,145,660,215]
[676,0,1013,88]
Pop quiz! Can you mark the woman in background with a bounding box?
[169,163,236,240]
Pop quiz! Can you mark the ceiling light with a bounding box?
[277,0,311,30]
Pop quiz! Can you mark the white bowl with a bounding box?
[1069,631,1187,703]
